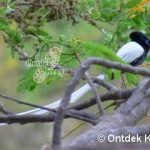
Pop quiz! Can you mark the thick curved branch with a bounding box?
[0,109,98,125]
[52,57,150,146]
[66,79,150,149]
[0,94,98,124]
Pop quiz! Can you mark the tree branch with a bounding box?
[71,88,135,110]
[0,109,98,125]
[66,79,150,149]
[52,57,150,146]
[0,103,13,114]
[85,72,104,114]
[0,94,98,124]
[93,78,118,91]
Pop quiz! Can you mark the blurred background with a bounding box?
[0,20,108,150]
[1,0,150,149]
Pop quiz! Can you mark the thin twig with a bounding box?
[121,73,127,89]
[79,14,107,35]
[0,103,13,114]
[15,46,29,60]
[93,77,118,91]
[74,52,105,114]
[71,88,135,110]
[0,93,54,112]
[0,94,97,124]
[85,72,104,114]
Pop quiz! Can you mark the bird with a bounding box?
[111,31,150,81]
[117,31,150,66]
[1,31,150,126]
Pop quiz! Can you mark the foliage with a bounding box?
[0,0,150,92]
[17,67,37,92]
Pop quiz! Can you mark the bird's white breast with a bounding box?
[117,41,144,63]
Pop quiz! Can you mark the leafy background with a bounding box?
[0,0,150,149]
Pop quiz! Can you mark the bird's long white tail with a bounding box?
[0,74,104,126]
[18,74,105,115]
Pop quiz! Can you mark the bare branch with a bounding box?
[93,77,118,91]
[85,72,104,114]
[0,93,98,124]
[15,45,40,61]
[0,109,98,125]
[15,46,29,60]
[0,93,54,112]
[71,88,135,110]
[0,103,13,114]
[66,79,150,149]
[53,57,150,146]
[83,57,150,77]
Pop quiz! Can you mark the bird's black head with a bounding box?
[130,31,150,52]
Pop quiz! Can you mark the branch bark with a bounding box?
[52,57,150,146]
[66,79,150,150]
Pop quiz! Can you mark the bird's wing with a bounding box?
[117,41,144,63]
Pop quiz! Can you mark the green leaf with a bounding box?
[36,28,50,37]
[81,42,127,80]
[0,7,7,15]
[6,28,23,44]
[145,56,150,62]
[17,68,37,93]
[81,42,125,62]
[125,73,140,86]
[0,19,8,30]
[26,26,37,35]
[104,68,121,80]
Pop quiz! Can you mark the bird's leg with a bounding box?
[121,73,127,89]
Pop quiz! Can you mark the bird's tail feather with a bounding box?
[33,74,105,115]
[0,74,105,126]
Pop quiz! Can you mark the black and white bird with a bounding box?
[117,31,150,66]
[1,31,150,124]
